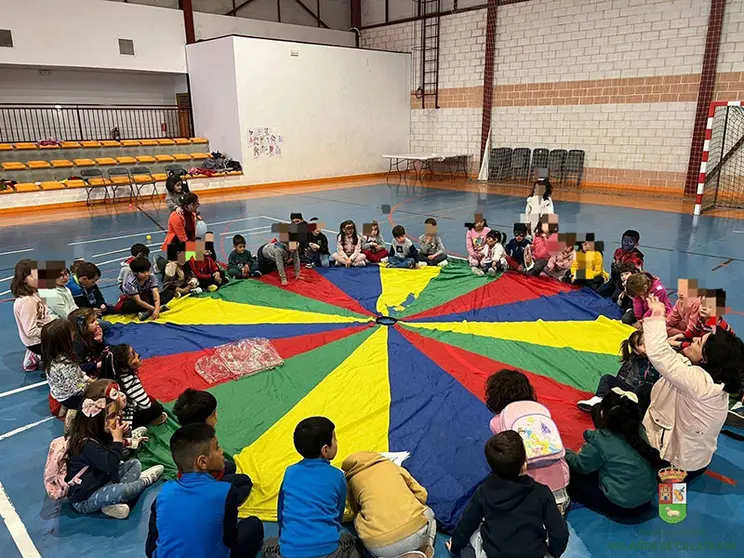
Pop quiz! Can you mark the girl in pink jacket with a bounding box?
[625,272,672,324]
[11,259,58,372]
[332,220,367,267]
[466,218,491,271]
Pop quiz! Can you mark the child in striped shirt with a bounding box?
[103,344,167,428]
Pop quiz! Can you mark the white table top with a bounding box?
[383,153,469,161]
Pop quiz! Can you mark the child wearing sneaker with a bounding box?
[146,423,264,558]
[228,234,261,278]
[307,218,332,268]
[118,243,151,292]
[447,431,568,558]
[66,379,164,519]
[114,258,173,321]
[262,417,363,558]
[361,221,389,265]
[388,225,420,269]
[11,259,57,371]
[163,250,202,299]
[189,236,229,291]
[416,218,448,267]
[473,231,507,277]
[342,451,436,557]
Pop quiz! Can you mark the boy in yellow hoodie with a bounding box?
[342,451,435,558]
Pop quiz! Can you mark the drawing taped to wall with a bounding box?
[248,127,283,159]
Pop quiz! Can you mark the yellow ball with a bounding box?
[146,235,152,241]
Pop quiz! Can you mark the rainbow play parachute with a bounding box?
[106,261,632,531]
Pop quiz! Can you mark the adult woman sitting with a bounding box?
[643,294,744,480]
[161,193,200,254]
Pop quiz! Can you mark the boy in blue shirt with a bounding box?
[146,423,263,558]
[263,417,362,558]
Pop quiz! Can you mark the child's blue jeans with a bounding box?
[388,255,414,268]
[311,252,330,268]
[71,459,147,514]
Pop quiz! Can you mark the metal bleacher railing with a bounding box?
[0,103,193,143]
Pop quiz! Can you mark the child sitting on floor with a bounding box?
[544,235,576,281]
[388,225,420,269]
[342,451,436,557]
[486,369,570,514]
[624,271,672,326]
[12,259,58,371]
[666,278,702,337]
[570,235,609,290]
[447,431,569,558]
[118,244,151,291]
[577,330,661,412]
[416,217,448,267]
[163,245,202,298]
[333,220,367,268]
[567,387,668,518]
[505,223,531,271]
[43,265,78,320]
[473,230,507,277]
[67,261,111,316]
[361,221,389,265]
[466,218,491,270]
[69,308,106,378]
[189,236,229,291]
[66,379,164,519]
[228,234,260,279]
[307,218,332,268]
[43,318,93,421]
[262,417,362,558]
[597,229,644,298]
[102,344,167,427]
[115,258,172,321]
[173,388,237,476]
[146,423,263,558]
[524,215,559,277]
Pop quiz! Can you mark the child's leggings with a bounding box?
[72,459,147,514]
[415,253,447,266]
[363,248,389,263]
[332,252,367,266]
[366,507,436,557]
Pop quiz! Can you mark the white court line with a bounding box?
[0,248,34,257]
[67,217,266,246]
[0,416,54,442]
[0,381,48,400]
[93,242,161,258]
[0,275,12,284]
[0,289,10,296]
[219,226,272,236]
[95,257,128,267]
[0,480,41,558]
[259,215,339,235]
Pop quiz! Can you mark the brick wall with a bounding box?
[361,0,744,190]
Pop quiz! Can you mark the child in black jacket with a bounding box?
[306,218,330,268]
[447,431,568,558]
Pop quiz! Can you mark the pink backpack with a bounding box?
[43,436,88,500]
[496,401,565,468]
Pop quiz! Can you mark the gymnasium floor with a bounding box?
[0,179,743,558]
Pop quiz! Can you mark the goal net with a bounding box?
[696,101,744,214]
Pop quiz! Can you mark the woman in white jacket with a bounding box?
[642,295,744,480]
[525,179,555,233]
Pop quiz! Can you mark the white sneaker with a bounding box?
[192,287,203,294]
[437,260,448,268]
[138,310,152,321]
[140,465,165,486]
[101,504,130,520]
[487,268,497,277]
[416,262,427,269]
[577,395,603,412]
[380,257,389,264]
[471,266,485,276]
[22,349,40,372]
[131,426,148,440]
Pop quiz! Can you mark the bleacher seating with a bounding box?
[0,137,242,199]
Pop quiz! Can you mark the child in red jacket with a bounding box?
[188,236,228,292]
[597,230,644,298]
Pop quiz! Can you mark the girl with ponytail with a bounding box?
[566,387,667,518]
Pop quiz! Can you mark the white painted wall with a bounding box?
[186,36,410,181]
[187,37,243,160]
[0,0,188,73]
[0,67,187,105]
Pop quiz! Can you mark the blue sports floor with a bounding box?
[1,181,743,557]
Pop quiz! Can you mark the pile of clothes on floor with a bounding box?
[188,151,242,177]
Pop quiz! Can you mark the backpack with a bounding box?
[43,436,88,500]
[497,401,565,468]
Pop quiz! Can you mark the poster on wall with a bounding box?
[248,127,282,159]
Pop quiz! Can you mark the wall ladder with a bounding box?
[419,0,441,109]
